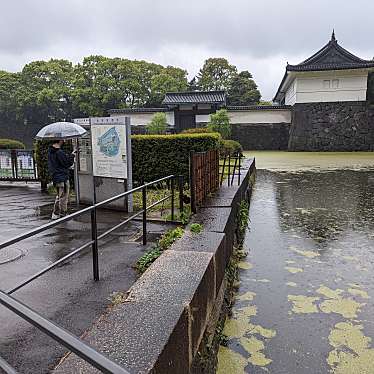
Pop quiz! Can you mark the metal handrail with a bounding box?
[0,174,176,251]
[0,290,130,374]
[0,174,184,373]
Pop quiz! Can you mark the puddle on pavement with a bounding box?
[217,154,374,373]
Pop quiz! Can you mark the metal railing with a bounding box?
[0,174,184,373]
[0,149,38,181]
[220,152,243,186]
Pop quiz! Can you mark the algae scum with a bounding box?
[217,157,374,374]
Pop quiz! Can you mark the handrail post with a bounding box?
[190,151,196,213]
[238,153,241,185]
[171,177,175,221]
[142,186,147,245]
[179,175,184,215]
[90,208,99,281]
[228,154,231,186]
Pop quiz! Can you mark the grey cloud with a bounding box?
[1,0,373,99]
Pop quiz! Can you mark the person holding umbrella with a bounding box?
[35,121,87,219]
[48,140,76,218]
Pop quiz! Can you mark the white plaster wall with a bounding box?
[289,70,368,103]
[285,80,297,105]
[228,109,292,124]
[110,112,174,126]
[196,114,210,123]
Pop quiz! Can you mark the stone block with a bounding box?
[54,250,215,374]
[171,231,226,298]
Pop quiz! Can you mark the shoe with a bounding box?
[51,213,60,220]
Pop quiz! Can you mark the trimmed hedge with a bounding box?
[181,127,213,134]
[132,133,220,183]
[34,133,220,188]
[0,139,25,149]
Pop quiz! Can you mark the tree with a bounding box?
[148,66,188,107]
[208,109,231,139]
[18,59,75,124]
[188,77,199,91]
[196,58,237,91]
[146,112,168,134]
[227,71,261,105]
[0,71,21,124]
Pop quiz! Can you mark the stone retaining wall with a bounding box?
[289,102,374,151]
[54,159,255,374]
[231,123,290,150]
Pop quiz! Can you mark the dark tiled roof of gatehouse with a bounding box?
[162,91,226,105]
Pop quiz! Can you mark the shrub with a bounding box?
[207,109,231,139]
[146,112,168,134]
[181,127,212,134]
[0,139,25,149]
[132,133,220,183]
[220,139,243,156]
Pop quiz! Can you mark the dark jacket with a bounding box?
[48,146,75,184]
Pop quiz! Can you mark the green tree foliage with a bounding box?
[0,71,21,124]
[227,71,261,105]
[19,59,75,124]
[0,57,188,130]
[196,59,261,104]
[208,109,231,139]
[196,58,237,91]
[146,112,168,134]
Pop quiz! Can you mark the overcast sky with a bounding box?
[1,0,373,100]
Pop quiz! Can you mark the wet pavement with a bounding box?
[0,183,174,373]
[217,153,374,374]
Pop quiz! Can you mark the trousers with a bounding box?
[52,180,70,216]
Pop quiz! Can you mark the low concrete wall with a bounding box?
[231,123,290,150]
[54,159,255,374]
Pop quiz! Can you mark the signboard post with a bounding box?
[74,116,132,211]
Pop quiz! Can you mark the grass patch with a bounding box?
[237,200,250,247]
[132,185,190,219]
[135,226,184,274]
[190,223,203,234]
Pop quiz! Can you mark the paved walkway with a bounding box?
[0,183,174,373]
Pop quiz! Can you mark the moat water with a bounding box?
[217,152,374,374]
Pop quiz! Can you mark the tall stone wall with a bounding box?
[231,123,290,150]
[289,102,374,151]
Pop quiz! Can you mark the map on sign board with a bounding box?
[91,124,127,179]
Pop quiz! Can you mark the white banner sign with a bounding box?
[91,124,127,179]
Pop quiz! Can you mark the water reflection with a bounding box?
[275,170,374,246]
[217,165,374,374]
